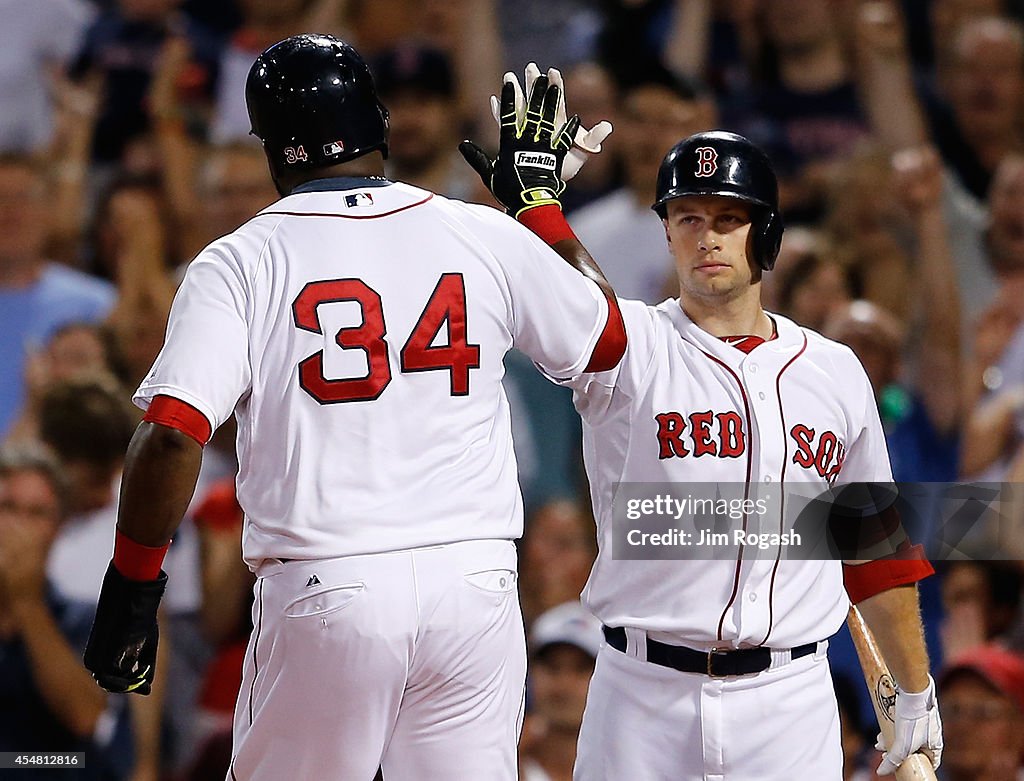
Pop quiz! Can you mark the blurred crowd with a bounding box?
[2,0,1024,779]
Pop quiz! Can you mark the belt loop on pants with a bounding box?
[602,626,819,677]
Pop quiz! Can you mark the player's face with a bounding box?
[664,196,757,301]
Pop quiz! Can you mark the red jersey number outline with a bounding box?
[292,274,480,404]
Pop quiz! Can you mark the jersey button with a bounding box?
[763,475,772,483]
[758,392,766,400]
[748,364,758,373]
[748,593,757,602]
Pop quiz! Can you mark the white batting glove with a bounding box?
[489,62,613,181]
[875,675,943,774]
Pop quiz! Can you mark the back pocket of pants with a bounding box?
[463,568,517,595]
[284,583,365,618]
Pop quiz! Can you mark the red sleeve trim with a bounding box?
[143,395,212,446]
[843,544,935,604]
[113,529,170,581]
[585,289,627,372]
[518,204,578,245]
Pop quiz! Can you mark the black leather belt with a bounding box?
[602,626,817,677]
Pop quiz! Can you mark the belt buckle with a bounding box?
[707,648,730,678]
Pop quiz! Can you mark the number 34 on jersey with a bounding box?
[292,272,481,404]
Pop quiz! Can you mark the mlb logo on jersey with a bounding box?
[345,192,374,208]
[323,139,345,156]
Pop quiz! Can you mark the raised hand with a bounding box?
[460,74,580,217]
[487,63,613,181]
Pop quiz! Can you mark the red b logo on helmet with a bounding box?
[694,147,718,177]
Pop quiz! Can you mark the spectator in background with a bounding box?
[90,177,177,387]
[940,561,1022,660]
[5,323,125,446]
[927,0,1009,89]
[560,61,622,215]
[569,64,716,303]
[39,378,137,603]
[520,601,602,781]
[0,445,133,781]
[767,228,851,332]
[0,154,116,439]
[184,142,278,259]
[209,0,350,143]
[69,0,221,167]
[962,154,1024,478]
[922,15,1024,203]
[726,0,871,224]
[373,44,478,199]
[938,644,1024,781]
[499,0,599,74]
[519,500,596,628]
[0,0,95,153]
[825,146,962,485]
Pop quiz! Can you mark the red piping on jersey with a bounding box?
[698,350,753,642]
[760,332,808,647]
[143,395,212,446]
[585,289,627,372]
[259,193,433,220]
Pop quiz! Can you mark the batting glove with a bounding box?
[488,63,613,181]
[84,563,167,695]
[876,675,943,774]
[460,74,580,217]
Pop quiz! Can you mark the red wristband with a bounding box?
[113,529,170,581]
[518,204,578,245]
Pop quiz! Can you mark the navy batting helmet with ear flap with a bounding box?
[652,130,784,271]
[246,34,389,171]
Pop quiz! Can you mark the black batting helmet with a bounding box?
[652,131,784,270]
[246,34,389,171]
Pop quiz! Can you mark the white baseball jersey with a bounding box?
[560,298,892,649]
[134,179,612,567]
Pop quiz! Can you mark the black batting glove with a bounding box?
[460,75,581,217]
[84,562,167,695]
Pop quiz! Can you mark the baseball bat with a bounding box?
[846,606,937,781]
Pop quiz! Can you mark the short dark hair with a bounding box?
[39,377,137,468]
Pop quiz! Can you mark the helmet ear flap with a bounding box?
[755,210,784,271]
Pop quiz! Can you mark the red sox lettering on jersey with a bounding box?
[553,298,891,650]
[654,411,847,483]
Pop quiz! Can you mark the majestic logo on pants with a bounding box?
[694,147,718,177]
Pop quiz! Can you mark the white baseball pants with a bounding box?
[574,638,842,780]
[227,539,526,780]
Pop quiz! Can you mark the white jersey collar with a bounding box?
[660,299,806,368]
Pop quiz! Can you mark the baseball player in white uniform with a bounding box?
[462,75,943,780]
[81,36,625,781]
